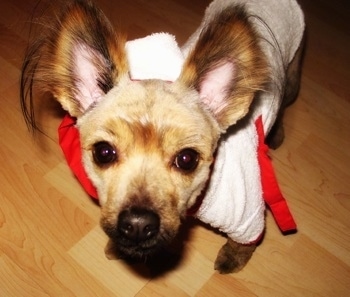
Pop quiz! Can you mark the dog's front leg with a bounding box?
[215,238,256,274]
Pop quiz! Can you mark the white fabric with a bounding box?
[198,119,265,243]
[125,33,184,81]
[125,0,305,244]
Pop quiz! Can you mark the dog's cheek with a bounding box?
[157,202,182,237]
[172,161,213,214]
[83,150,117,206]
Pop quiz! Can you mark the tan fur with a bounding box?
[78,78,219,212]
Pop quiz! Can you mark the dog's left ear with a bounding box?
[179,7,268,131]
[21,1,128,120]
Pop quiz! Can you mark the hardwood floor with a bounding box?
[0,0,349,296]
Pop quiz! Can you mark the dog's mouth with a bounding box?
[102,207,176,259]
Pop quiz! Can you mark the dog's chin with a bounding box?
[115,240,165,260]
[103,227,176,261]
[116,234,168,258]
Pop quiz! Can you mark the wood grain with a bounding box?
[0,0,349,296]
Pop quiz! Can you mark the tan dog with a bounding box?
[20,0,304,273]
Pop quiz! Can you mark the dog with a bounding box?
[20,0,305,273]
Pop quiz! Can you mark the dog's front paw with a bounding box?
[214,239,256,274]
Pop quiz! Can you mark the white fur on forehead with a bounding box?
[199,61,236,116]
[73,43,106,111]
[126,33,184,81]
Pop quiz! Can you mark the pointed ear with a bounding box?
[179,6,268,131]
[23,0,128,118]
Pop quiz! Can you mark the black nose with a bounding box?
[118,208,160,243]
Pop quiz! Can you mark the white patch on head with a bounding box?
[126,33,184,81]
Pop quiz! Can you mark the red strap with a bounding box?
[255,116,297,233]
[58,114,98,199]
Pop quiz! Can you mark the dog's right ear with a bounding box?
[179,7,268,131]
[21,0,128,124]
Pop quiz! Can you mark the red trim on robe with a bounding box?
[255,116,297,233]
[58,114,98,199]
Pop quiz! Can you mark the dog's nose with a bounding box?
[118,208,160,242]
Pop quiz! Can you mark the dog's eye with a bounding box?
[174,149,199,172]
[93,142,117,166]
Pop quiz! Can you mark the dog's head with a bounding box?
[21,1,268,258]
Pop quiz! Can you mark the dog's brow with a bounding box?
[105,127,118,137]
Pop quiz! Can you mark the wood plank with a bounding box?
[0,0,349,295]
